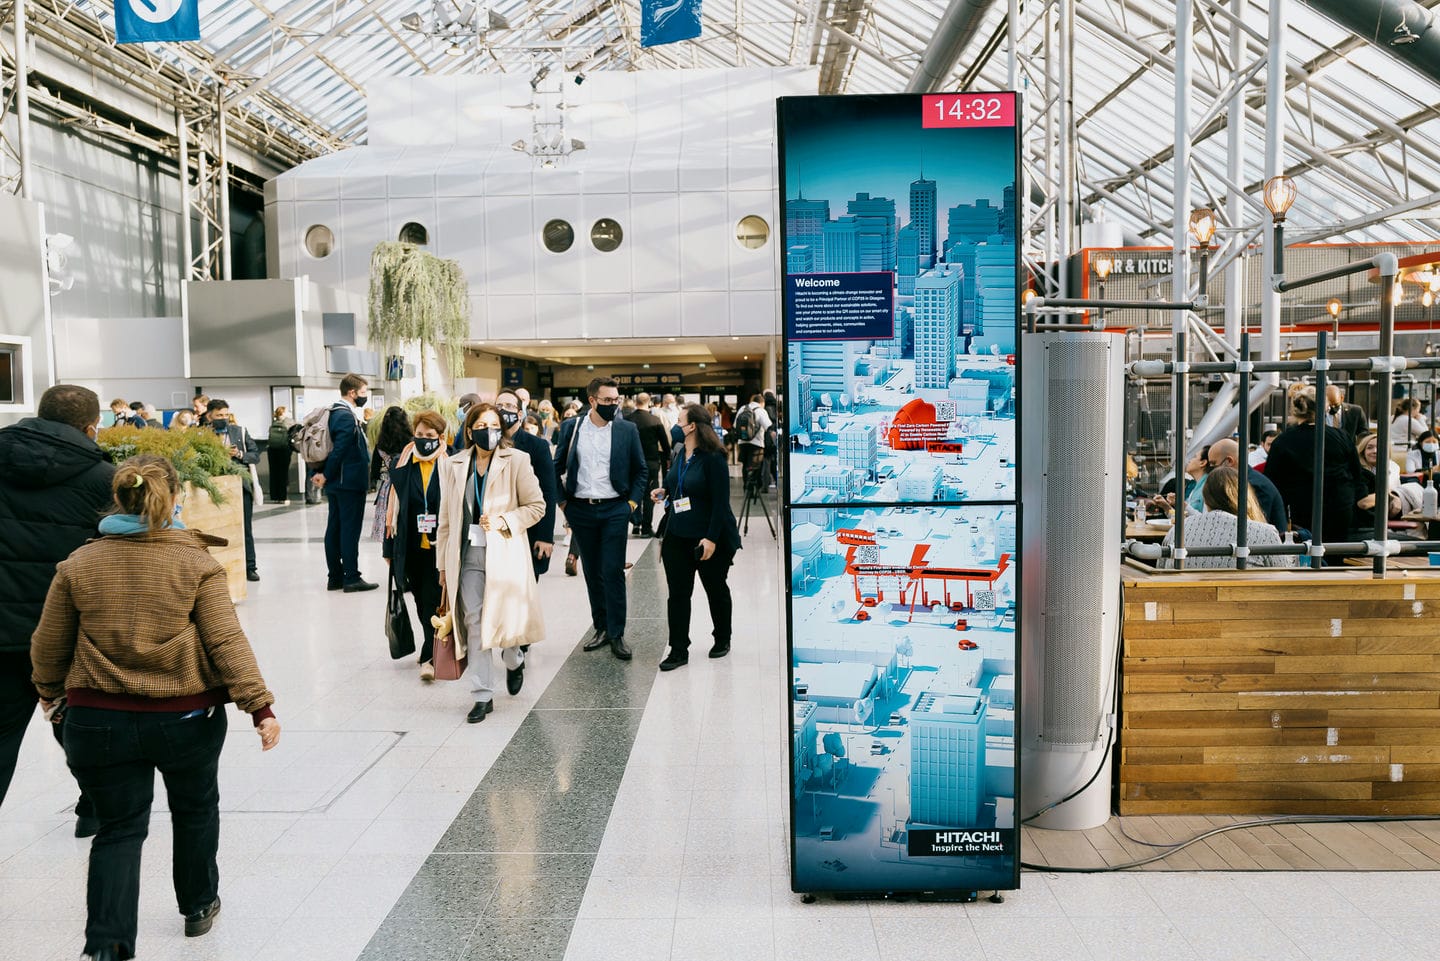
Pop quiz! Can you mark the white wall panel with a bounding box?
[485,295,535,341]
[729,289,779,336]
[629,157,679,193]
[340,175,387,200]
[727,190,775,291]
[629,193,680,293]
[535,293,585,340]
[583,295,634,338]
[681,291,729,337]
[295,202,343,288]
[436,153,491,197]
[632,291,682,338]
[435,196,489,289]
[580,192,632,296]
[389,171,439,200]
[293,177,341,201]
[532,193,581,296]
[387,197,441,249]
[484,195,536,295]
[338,199,386,296]
[482,170,536,197]
[677,191,729,291]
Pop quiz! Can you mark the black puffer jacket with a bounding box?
[0,417,115,654]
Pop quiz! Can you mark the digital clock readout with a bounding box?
[922,93,1017,128]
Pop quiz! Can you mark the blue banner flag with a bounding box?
[115,0,200,44]
[640,0,701,47]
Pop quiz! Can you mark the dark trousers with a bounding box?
[267,448,292,502]
[405,548,442,664]
[567,498,632,639]
[0,651,37,806]
[660,534,733,654]
[637,459,662,534]
[242,487,256,574]
[325,488,366,583]
[64,706,226,959]
[740,444,765,489]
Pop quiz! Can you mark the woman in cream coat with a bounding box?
[436,403,547,723]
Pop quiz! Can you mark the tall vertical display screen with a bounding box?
[779,93,1021,897]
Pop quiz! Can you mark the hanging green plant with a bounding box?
[368,241,471,393]
[96,425,245,504]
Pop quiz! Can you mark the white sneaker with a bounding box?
[419,662,435,683]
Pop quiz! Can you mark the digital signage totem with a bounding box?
[779,93,1021,896]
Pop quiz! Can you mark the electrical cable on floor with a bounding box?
[1022,813,1440,873]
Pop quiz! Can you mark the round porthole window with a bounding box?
[304,224,334,259]
[591,218,623,252]
[398,222,428,245]
[543,219,575,253]
[736,215,770,250]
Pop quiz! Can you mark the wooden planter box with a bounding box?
[179,474,247,604]
[1121,568,1440,816]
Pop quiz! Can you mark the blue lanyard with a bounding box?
[472,461,489,512]
[676,452,695,496]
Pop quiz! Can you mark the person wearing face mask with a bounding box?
[553,377,649,662]
[1406,430,1440,478]
[1324,383,1368,442]
[205,399,261,582]
[652,404,741,671]
[0,385,114,830]
[385,411,450,680]
[436,404,547,722]
[315,374,378,592]
[496,390,558,579]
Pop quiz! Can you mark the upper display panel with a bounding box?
[779,94,1019,506]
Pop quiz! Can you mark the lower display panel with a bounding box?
[788,502,1019,894]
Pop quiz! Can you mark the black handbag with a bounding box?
[386,572,416,659]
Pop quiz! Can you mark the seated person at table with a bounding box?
[1160,466,1295,570]
[1159,445,1209,514]
[1405,430,1440,479]
[1205,439,1287,532]
[1355,431,1422,527]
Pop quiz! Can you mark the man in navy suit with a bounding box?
[497,388,558,578]
[315,373,378,592]
[554,376,647,660]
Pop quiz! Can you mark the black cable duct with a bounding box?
[1298,0,1440,86]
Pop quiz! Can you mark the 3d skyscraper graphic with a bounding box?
[897,224,919,296]
[837,421,879,480]
[786,196,830,270]
[822,216,861,272]
[910,176,937,268]
[914,267,962,389]
[846,192,898,273]
[947,198,1001,249]
[910,689,988,827]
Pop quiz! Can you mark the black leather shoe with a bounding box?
[583,630,609,652]
[327,579,343,591]
[610,636,632,661]
[506,661,525,696]
[466,700,493,723]
[184,896,221,937]
[659,651,688,672]
[709,641,731,659]
[247,569,260,582]
[343,579,379,593]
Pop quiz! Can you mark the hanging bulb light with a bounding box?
[1263,175,1298,222]
[1093,252,1115,281]
[1425,290,1435,309]
[1327,297,1342,319]
[1393,282,1406,305]
[1187,207,1217,247]
[1425,340,1435,356]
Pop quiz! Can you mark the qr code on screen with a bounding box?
[973,591,996,610]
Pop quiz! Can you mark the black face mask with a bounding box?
[498,410,521,432]
[594,403,618,423]
[413,437,441,457]
[470,427,501,451]
[355,393,369,407]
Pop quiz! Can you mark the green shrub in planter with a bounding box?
[97,425,246,504]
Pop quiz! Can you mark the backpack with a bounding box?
[268,422,291,451]
[734,406,759,442]
[295,404,343,465]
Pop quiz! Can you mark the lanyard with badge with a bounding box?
[673,453,694,514]
[416,466,439,537]
[468,463,490,547]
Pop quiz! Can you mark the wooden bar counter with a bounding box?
[1121,565,1440,815]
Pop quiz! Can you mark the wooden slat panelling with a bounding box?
[1121,570,1440,815]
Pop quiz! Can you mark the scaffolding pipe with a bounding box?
[1006,0,1019,90]
[1173,0,1194,480]
[1374,260,1399,577]
[1173,324,1190,570]
[1224,0,1245,347]
[1261,0,1286,384]
[1058,0,1075,292]
[217,86,232,281]
[177,108,192,285]
[14,0,33,200]
[1236,330,1251,570]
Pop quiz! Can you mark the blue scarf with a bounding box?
[99,514,187,535]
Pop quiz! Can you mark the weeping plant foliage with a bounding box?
[368,242,471,392]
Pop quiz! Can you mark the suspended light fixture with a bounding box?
[1263,175,1298,222]
[1326,298,1342,319]
[1425,290,1435,309]
[1092,252,1115,281]
[1187,207,1217,247]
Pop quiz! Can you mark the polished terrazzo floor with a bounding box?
[5,497,1440,961]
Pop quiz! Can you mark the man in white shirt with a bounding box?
[656,394,680,432]
[554,377,648,661]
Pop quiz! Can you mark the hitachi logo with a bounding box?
[935,831,1000,844]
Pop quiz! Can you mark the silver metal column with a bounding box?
[216,85,232,281]
[1057,0,1075,296]
[1223,0,1246,348]
[1006,0,1019,91]
[177,108,193,284]
[1261,0,1287,381]
[14,0,32,200]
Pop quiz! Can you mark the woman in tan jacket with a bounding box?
[30,455,279,961]
[436,403,546,723]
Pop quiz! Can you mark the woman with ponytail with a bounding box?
[30,454,279,961]
[651,403,742,671]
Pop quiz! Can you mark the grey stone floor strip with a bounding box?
[357,540,666,961]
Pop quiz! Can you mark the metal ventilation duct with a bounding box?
[904,0,1000,94]
[1298,0,1440,85]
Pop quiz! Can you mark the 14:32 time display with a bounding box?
[922,93,1017,129]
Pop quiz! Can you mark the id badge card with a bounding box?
[417,513,438,535]
[468,523,487,547]
[673,497,692,514]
